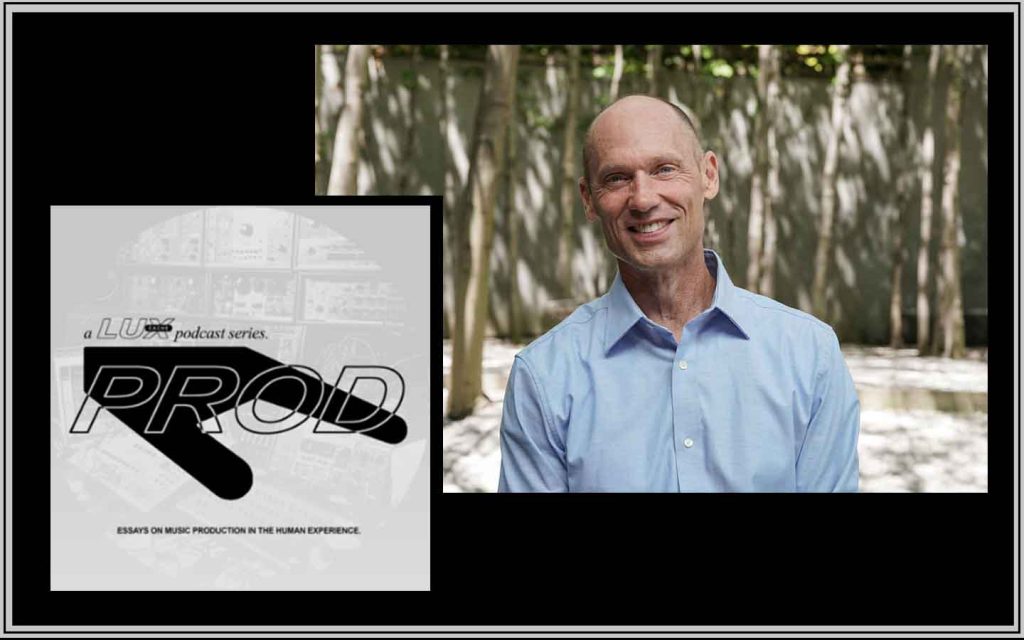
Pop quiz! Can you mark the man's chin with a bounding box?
[616,247,696,273]
[620,255,676,273]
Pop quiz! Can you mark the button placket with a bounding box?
[673,329,707,491]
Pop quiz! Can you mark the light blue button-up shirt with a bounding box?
[497,249,860,492]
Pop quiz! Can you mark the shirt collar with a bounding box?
[604,249,751,353]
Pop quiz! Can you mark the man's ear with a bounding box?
[702,150,720,200]
[579,177,598,222]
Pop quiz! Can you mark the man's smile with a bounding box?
[626,218,674,241]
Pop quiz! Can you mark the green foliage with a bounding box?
[352,43,909,81]
[400,68,418,90]
[790,44,843,75]
[706,58,734,78]
[518,87,555,132]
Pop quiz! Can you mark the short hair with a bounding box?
[582,96,704,188]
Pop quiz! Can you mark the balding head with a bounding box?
[582,95,704,189]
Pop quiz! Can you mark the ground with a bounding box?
[442,340,988,493]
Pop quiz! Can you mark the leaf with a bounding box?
[708,59,734,78]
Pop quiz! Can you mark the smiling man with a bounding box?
[497,95,860,492]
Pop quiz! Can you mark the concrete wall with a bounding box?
[343,49,988,345]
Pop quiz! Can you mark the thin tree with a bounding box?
[646,45,664,97]
[747,44,778,292]
[558,45,582,298]
[681,44,705,140]
[505,68,522,343]
[315,45,344,195]
[811,44,853,321]
[758,45,782,297]
[916,45,942,353]
[447,45,520,420]
[609,45,625,102]
[439,45,459,211]
[326,44,371,195]
[439,45,459,338]
[933,44,967,358]
[889,45,915,348]
[315,49,320,187]
[396,45,421,195]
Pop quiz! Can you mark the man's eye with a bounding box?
[605,175,626,185]
[656,165,677,175]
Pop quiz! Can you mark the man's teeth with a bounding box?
[634,221,669,233]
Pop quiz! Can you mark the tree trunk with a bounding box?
[681,45,704,136]
[439,46,459,211]
[747,45,773,291]
[609,45,624,102]
[890,45,915,348]
[505,72,521,344]
[811,45,853,322]
[396,45,421,195]
[447,45,520,420]
[558,46,582,298]
[646,45,664,97]
[934,45,967,358]
[758,45,781,297]
[316,45,344,195]
[916,45,941,353]
[315,48,320,187]
[719,77,737,271]
[326,44,371,195]
[440,45,457,339]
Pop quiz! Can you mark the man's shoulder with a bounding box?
[730,287,837,342]
[515,296,609,369]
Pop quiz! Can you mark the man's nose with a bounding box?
[628,172,659,214]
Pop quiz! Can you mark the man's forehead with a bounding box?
[588,107,699,159]
[592,99,684,132]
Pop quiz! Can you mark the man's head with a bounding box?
[579,95,720,275]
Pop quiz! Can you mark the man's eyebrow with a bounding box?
[596,164,630,178]
[648,154,687,167]
[597,155,687,178]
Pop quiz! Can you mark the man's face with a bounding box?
[579,97,719,275]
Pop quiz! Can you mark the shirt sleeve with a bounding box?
[795,329,861,492]
[497,355,569,492]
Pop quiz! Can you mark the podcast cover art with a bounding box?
[49,205,431,591]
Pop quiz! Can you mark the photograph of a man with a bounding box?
[498,95,860,492]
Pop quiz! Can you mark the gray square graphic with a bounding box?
[50,205,431,591]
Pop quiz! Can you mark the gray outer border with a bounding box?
[4,0,1018,635]
[0,2,1019,13]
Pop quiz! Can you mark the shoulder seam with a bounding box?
[733,289,834,335]
[522,304,608,352]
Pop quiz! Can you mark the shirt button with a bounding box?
[678,360,688,370]
[683,438,694,448]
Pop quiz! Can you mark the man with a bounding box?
[497,95,860,492]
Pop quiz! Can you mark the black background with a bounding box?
[8,7,1016,631]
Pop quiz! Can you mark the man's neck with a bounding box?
[619,250,717,343]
